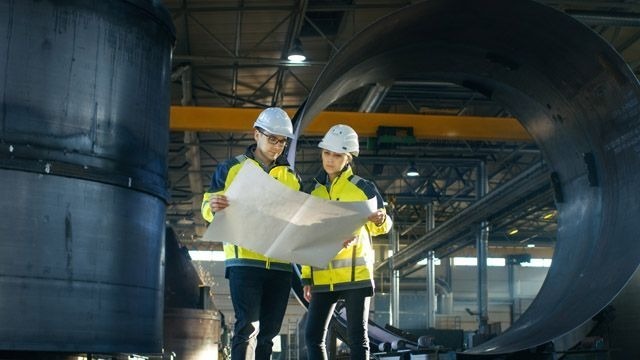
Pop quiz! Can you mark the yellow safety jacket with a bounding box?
[300,166,392,292]
[201,145,301,272]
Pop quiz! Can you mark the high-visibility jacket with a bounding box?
[201,145,301,272]
[300,166,392,292]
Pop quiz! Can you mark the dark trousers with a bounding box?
[227,266,292,360]
[305,287,372,360]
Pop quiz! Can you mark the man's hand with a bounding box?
[303,285,312,302]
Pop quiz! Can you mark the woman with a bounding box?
[301,124,393,360]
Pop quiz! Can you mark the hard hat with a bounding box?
[318,124,359,156]
[253,107,295,138]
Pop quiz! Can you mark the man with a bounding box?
[201,107,301,360]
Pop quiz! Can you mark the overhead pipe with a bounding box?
[358,81,393,113]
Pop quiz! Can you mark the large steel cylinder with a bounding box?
[294,0,640,355]
[0,0,174,353]
[163,227,223,360]
[164,308,222,360]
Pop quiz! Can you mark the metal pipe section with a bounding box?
[358,82,392,113]
[292,0,640,354]
[0,0,174,353]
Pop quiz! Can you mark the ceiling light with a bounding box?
[406,162,419,177]
[527,243,536,248]
[542,212,555,220]
[508,228,519,235]
[287,38,306,62]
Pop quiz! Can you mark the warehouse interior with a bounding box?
[164,0,640,358]
[1,0,640,359]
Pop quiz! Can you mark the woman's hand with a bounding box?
[209,194,229,212]
[303,285,312,302]
[342,236,357,248]
[368,209,386,226]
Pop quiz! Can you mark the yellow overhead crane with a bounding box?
[170,106,532,142]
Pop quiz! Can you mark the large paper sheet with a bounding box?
[202,162,377,268]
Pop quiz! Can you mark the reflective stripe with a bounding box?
[350,174,363,185]
[310,280,373,293]
[208,154,300,268]
[306,166,390,292]
[331,257,366,268]
[225,258,292,272]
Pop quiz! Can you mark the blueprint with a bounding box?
[202,162,377,268]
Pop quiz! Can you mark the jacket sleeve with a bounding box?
[201,191,218,223]
[366,209,393,236]
[201,160,233,223]
[290,167,303,192]
[358,178,393,236]
[300,265,312,286]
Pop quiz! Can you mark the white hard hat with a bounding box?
[318,124,359,157]
[253,107,295,138]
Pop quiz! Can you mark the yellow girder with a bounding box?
[170,106,532,142]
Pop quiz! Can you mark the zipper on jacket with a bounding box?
[328,172,343,200]
[351,245,357,282]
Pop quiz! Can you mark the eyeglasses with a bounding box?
[257,128,288,146]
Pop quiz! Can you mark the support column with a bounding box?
[507,259,516,325]
[439,258,454,315]
[476,161,490,335]
[477,221,490,334]
[425,203,436,329]
[180,66,205,237]
[506,254,530,325]
[426,251,436,329]
[389,226,400,327]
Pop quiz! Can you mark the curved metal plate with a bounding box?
[293,0,640,354]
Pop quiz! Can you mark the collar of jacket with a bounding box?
[244,143,292,168]
[314,164,353,186]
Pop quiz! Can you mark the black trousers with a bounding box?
[305,287,373,360]
[227,266,292,360]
